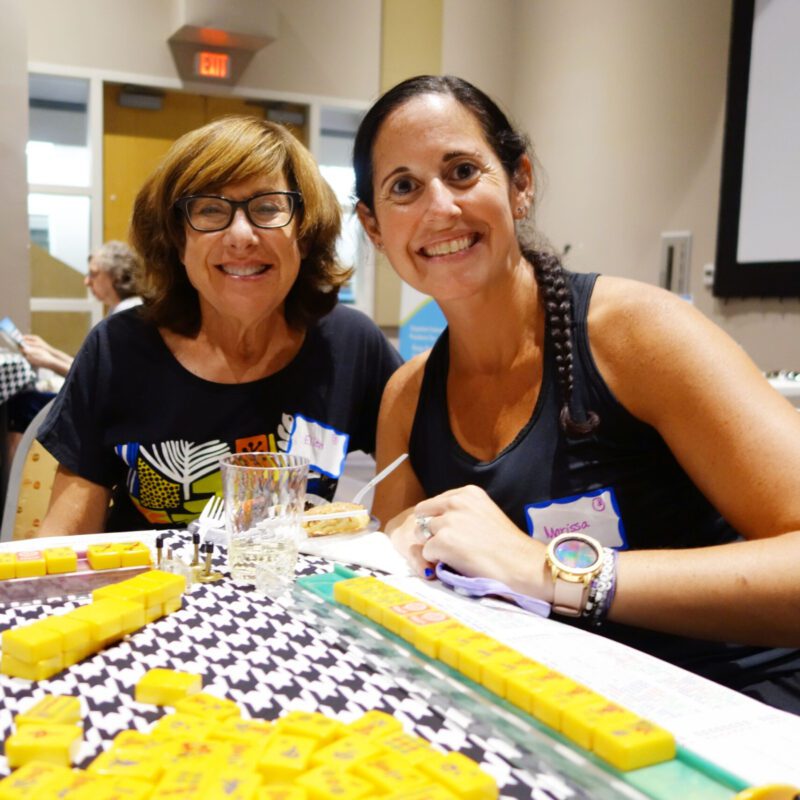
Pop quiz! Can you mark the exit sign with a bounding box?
[194,51,230,79]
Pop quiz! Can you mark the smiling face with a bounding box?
[180,174,303,331]
[358,93,531,303]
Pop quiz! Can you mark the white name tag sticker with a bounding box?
[286,414,349,478]
[525,487,628,549]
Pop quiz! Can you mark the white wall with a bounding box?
[442,0,516,114]
[25,0,381,101]
[511,0,800,370]
[0,0,30,331]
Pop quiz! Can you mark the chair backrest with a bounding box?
[0,399,58,541]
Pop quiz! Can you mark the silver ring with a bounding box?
[416,514,433,540]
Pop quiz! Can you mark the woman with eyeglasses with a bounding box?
[35,115,401,534]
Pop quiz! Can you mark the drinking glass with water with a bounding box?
[220,452,309,597]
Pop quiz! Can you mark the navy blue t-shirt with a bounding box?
[39,304,401,532]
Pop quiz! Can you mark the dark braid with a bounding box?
[526,249,600,436]
[353,74,599,436]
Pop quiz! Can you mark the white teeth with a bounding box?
[220,264,268,277]
[423,235,475,257]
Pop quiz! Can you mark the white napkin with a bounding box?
[299,530,413,576]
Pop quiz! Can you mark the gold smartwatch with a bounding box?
[544,532,604,617]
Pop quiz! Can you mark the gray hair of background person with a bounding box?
[90,240,141,300]
[130,115,350,338]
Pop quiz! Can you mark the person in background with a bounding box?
[5,240,143,453]
[353,75,800,713]
[84,239,143,314]
[36,114,401,534]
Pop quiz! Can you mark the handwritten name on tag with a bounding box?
[287,414,349,478]
[525,487,627,549]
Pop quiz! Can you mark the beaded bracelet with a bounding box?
[584,548,618,626]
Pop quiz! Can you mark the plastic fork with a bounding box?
[351,453,409,506]
[197,495,225,527]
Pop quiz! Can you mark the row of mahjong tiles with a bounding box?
[0,543,152,579]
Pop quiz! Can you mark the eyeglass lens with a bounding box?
[185,193,296,231]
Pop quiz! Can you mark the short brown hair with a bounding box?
[131,115,348,336]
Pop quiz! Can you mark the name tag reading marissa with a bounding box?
[525,488,627,549]
[286,414,349,478]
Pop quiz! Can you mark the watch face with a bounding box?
[553,537,599,570]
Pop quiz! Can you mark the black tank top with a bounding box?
[408,270,800,710]
[409,270,734,549]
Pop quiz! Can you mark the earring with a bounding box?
[516,206,525,218]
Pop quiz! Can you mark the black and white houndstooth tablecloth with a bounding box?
[0,353,36,405]
[0,532,615,799]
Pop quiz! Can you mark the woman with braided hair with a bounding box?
[353,75,800,712]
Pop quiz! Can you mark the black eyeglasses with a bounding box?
[174,191,303,232]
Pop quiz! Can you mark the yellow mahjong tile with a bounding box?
[5,723,82,768]
[436,627,487,670]
[533,683,605,730]
[380,598,434,635]
[14,550,46,578]
[15,694,81,728]
[111,729,173,752]
[173,692,241,722]
[159,738,224,768]
[106,598,146,636]
[43,547,78,574]
[216,740,263,771]
[202,769,262,799]
[150,713,210,741]
[418,751,498,800]
[407,615,468,657]
[92,581,150,607]
[256,733,318,783]
[379,732,435,767]
[560,698,639,750]
[1,620,62,663]
[144,604,163,624]
[505,667,576,714]
[146,764,209,797]
[383,786,461,800]
[63,641,97,669]
[309,733,385,769]
[592,718,676,771]
[163,596,182,615]
[0,760,75,799]
[480,651,546,698]
[209,717,274,747]
[88,747,167,783]
[455,636,512,683]
[134,668,202,706]
[345,709,403,739]
[67,600,126,645]
[296,764,376,800]
[67,775,155,800]
[118,541,152,567]
[87,543,123,570]
[134,570,186,603]
[37,613,94,654]
[360,586,414,624]
[1,651,64,681]
[257,785,308,800]
[39,770,106,799]
[354,753,429,793]
[0,553,16,580]
[276,710,346,745]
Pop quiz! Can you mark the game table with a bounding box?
[1,530,798,799]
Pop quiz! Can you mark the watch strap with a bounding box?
[551,577,590,618]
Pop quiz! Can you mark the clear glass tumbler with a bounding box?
[220,452,309,596]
